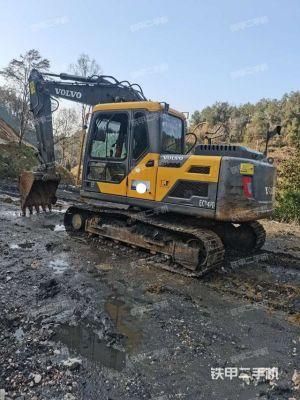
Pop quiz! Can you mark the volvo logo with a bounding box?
[161,155,184,161]
[55,88,82,99]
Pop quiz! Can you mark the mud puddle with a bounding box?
[266,264,300,283]
[46,224,66,232]
[0,209,21,218]
[105,296,142,352]
[53,296,143,372]
[53,224,66,232]
[9,241,35,250]
[54,324,126,371]
[14,327,25,343]
[49,258,69,274]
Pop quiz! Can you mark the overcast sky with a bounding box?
[0,0,299,113]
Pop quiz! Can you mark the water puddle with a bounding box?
[9,243,20,249]
[19,242,35,249]
[9,242,35,250]
[14,327,25,343]
[49,259,69,274]
[52,209,67,214]
[46,224,66,232]
[266,265,300,281]
[105,297,142,352]
[53,224,66,232]
[53,296,143,371]
[0,210,20,218]
[54,324,126,371]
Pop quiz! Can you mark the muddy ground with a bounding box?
[0,193,299,400]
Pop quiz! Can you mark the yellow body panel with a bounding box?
[97,154,221,203]
[126,153,159,200]
[97,153,160,199]
[155,155,221,202]
[97,179,127,196]
[93,101,185,119]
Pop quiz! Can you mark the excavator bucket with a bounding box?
[19,171,60,215]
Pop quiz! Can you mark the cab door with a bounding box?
[126,110,159,200]
[83,111,129,196]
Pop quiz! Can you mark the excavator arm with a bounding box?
[19,68,146,214]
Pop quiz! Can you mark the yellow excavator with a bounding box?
[19,69,279,276]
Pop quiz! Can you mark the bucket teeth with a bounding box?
[19,171,60,216]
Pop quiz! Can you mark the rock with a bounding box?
[95,263,113,271]
[37,278,60,299]
[0,195,13,204]
[62,358,82,370]
[31,260,40,269]
[292,369,300,390]
[0,389,6,400]
[64,394,76,400]
[33,374,42,384]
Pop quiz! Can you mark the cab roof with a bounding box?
[93,101,185,119]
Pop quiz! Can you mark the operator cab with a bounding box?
[83,101,186,190]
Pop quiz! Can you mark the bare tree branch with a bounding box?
[0,49,50,144]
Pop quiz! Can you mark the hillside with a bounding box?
[0,118,75,184]
[0,118,20,144]
[0,117,38,179]
[0,105,37,146]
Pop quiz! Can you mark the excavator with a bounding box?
[19,68,278,276]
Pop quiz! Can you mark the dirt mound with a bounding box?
[0,118,20,144]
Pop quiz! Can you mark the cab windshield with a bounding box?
[161,114,184,154]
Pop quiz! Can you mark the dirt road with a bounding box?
[0,195,299,400]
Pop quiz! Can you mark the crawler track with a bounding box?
[64,205,225,277]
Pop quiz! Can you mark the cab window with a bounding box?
[161,114,183,154]
[90,113,128,159]
[132,111,149,160]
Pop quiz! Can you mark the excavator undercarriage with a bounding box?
[64,205,266,276]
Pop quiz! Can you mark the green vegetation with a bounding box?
[0,143,38,179]
[191,92,300,149]
[274,150,300,223]
[0,143,75,185]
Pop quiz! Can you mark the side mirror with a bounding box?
[264,126,281,157]
[85,112,92,125]
[267,125,281,141]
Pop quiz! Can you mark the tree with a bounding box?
[53,108,80,165]
[69,54,102,184]
[0,49,50,144]
[190,102,234,143]
[282,92,300,149]
[190,110,202,125]
[69,54,102,126]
